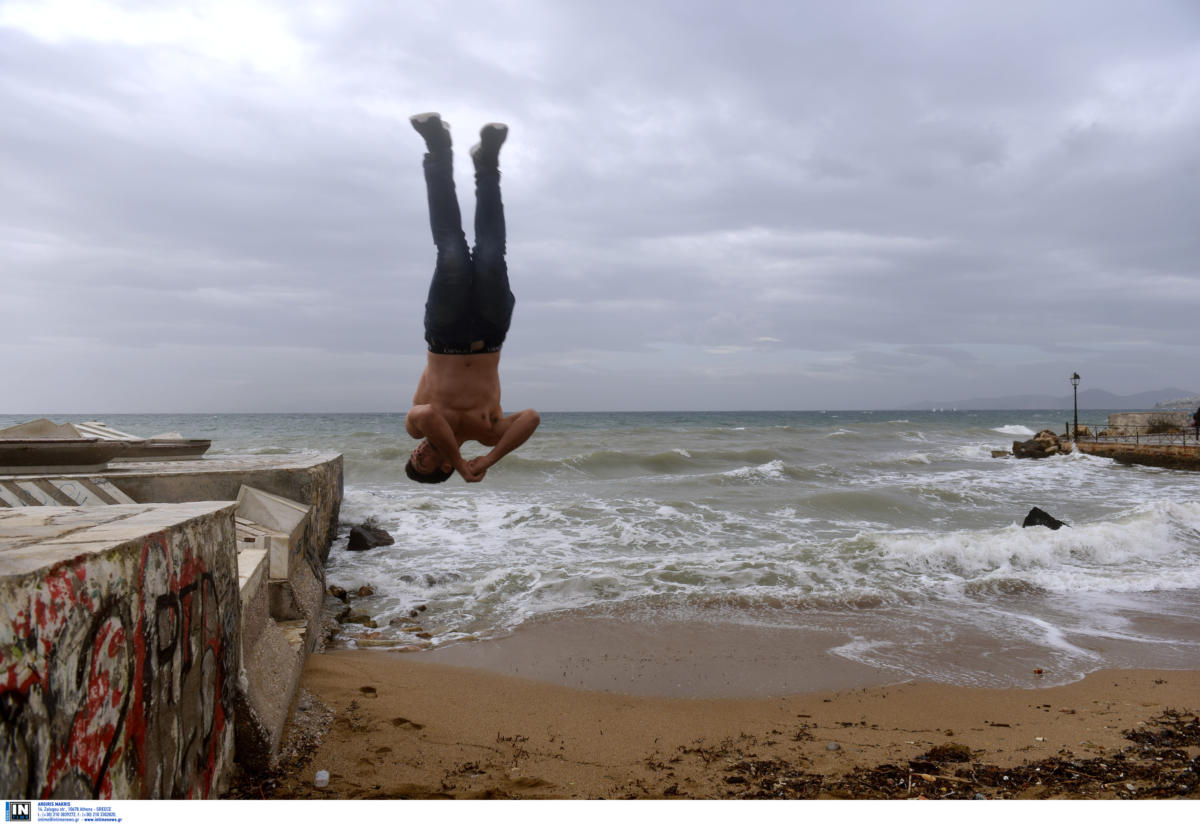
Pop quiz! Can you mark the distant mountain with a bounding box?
[903,387,1197,411]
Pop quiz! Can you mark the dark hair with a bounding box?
[405,457,453,484]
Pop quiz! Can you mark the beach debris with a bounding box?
[347,521,395,551]
[921,743,972,763]
[708,708,1200,800]
[1022,508,1068,530]
[826,742,841,751]
[314,769,329,788]
[1034,668,1045,675]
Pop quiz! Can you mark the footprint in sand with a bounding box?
[359,686,377,697]
[391,716,425,730]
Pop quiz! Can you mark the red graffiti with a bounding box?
[2,526,235,799]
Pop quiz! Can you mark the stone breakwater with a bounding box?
[0,453,343,799]
[1074,440,1200,471]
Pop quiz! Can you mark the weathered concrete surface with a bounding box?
[0,503,240,799]
[0,453,345,783]
[0,477,135,508]
[229,487,313,771]
[101,453,343,567]
[1104,411,1190,435]
[1076,441,1200,470]
[102,454,342,676]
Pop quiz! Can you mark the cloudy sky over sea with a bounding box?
[3,0,1198,413]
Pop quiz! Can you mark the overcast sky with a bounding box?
[2,0,1198,413]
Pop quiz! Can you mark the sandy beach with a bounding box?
[229,627,1200,800]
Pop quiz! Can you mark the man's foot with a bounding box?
[411,112,451,153]
[470,122,508,169]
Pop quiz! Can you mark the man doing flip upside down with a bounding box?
[405,113,540,483]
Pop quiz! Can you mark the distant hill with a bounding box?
[903,387,1197,411]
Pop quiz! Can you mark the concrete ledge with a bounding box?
[1076,441,1200,470]
[100,454,343,569]
[0,503,241,799]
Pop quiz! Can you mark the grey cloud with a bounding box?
[2,0,1198,412]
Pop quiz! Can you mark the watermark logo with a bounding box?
[5,802,32,822]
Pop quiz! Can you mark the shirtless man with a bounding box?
[405,113,539,483]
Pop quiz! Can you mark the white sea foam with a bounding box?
[318,410,1200,688]
[722,459,786,480]
[993,424,1036,436]
[871,500,1200,594]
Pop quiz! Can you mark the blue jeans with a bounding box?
[422,152,514,354]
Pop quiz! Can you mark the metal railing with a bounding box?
[1070,421,1200,448]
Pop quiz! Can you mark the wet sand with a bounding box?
[231,622,1200,800]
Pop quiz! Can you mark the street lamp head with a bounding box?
[1070,372,1080,387]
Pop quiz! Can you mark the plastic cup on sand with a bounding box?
[314,770,330,788]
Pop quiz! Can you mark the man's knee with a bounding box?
[436,245,471,275]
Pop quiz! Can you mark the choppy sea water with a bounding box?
[8,410,1199,689]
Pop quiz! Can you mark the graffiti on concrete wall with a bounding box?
[0,525,239,799]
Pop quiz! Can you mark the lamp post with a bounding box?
[1070,372,1080,439]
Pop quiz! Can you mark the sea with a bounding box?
[6,410,1199,690]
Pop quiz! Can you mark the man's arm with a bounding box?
[405,404,483,482]
[469,409,540,475]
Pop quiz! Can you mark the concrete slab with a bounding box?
[0,501,240,799]
[0,477,133,507]
[236,486,308,582]
[0,503,232,576]
[0,484,23,507]
[0,418,79,438]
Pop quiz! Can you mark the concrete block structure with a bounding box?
[0,504,241,799]
[1103,411,1190,435]
[0,452,344,798]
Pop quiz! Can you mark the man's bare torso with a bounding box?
[410,351,503,445]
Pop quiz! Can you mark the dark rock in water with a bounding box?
[347,523,395,551]
[328,585,349,603]
[340,609,377,628]
[1013,429,1069,460]
[401,573,462,587]
[1023,506,1068,530]
[357,584,375,597]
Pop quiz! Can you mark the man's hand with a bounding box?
[453,458,487,484]
[463,456,491,482]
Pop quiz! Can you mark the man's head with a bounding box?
[405,439,453,484]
